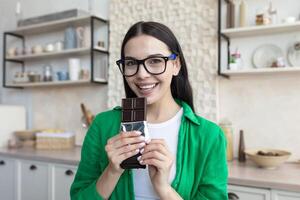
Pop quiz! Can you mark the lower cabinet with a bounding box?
[53,164,77,200]
[0,156,16,200]
[272,190,300,200]
[20,160,49,200]
[0,156,77,200]
[228,185,271,200]
[228,185,300,200]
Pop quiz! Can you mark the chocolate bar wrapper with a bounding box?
[119,121,149,169]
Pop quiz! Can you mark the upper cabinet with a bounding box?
[217,0,300,77]
[3,15,109,88]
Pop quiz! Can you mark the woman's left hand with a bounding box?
[139,139,174,196]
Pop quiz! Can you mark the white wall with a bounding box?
[0,0,109,145]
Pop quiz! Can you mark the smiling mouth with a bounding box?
[136,83,158,92]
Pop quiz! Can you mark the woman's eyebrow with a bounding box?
[124,53,165,60]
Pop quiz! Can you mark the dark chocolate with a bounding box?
[122,97,146,122]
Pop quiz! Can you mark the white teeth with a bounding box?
[138,84,156,89]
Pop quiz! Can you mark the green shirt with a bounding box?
[70,100,228,200]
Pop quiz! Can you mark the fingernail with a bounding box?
[139,160,144,164]
[145,138,151,144]
[140,148,144,154]
[139,142,145,147]
[137,156,141,161]
[135,149,140,153]
[135,131,142,135]
[139,136,145,141]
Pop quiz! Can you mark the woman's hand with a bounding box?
[105,131,146,175]
[139,139,174,197]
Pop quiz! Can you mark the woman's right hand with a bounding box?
[105,131,146,174]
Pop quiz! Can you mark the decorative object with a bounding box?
[239,0,247,27]
[227,0,236,28]
[219,119,234,161]
[64,26,77,49]
[287,41,300,67]
[252,44,284,68]
[245,148,291,169]
[238,130,246,162]
[17,9,89,27]
[68,58,81,80]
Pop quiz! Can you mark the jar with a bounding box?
[219,119,234,161]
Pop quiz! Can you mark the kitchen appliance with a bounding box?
[0,105,26,147]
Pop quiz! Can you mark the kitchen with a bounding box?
[0,0,300,200]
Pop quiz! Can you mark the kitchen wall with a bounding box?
[218,0,300,160]
[0,0,109,144]
[108,0,219,120]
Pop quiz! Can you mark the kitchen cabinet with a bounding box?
[20,160,49,200]
[272,190,300,200]
[3,15,109,88]
[228,184,271,200]
[0,156,16,200]
[53,164,77,200]
[0,156,77,200]
[228,185,300,200]
[217,0,300,77]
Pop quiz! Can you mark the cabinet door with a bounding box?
[272,189,300,200]
[0,156,15,200]
[228,184,271,200]
[53,164,77,200]
[20,160,49,200]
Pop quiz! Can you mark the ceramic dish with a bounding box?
[245,148,291,169]
[287,42,300,67]
[252,44,284,68]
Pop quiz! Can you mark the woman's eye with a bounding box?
[125,60,137,66]
[148,58,163,64]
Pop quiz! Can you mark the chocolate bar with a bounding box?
[122,97,146,122]
[120,97,148,169]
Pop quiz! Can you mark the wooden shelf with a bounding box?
[6,48,90,61]
[221,67,300,76]
[221,21,300,38]
[6,15,108,35]
[7,80,92,87]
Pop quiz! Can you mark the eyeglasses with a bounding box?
[116,53,177,77]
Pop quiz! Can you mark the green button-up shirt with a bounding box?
[70,100,228,200]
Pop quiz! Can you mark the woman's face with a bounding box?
[123,35,180,105]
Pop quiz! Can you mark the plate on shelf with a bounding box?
[252,44,284,68]
[287,42,300,67]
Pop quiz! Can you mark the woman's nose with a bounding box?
[136,64,151,78]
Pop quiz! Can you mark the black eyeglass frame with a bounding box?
[116,53,177,77]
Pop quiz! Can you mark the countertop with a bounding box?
[0,147,299,192]
[228,159,300,192]
[0,146,81,165]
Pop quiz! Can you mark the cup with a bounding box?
[56,71,69,81]
[68,58,81,81]
[54,41,64,51]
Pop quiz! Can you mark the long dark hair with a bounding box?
[120,21,194,112]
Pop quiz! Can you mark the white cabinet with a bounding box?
[228,185,300,200]
[0,156,77,200]
[53,164,77,200]
[20,160,49,200]
[272,190,300,200]
[0,156,16,200]
[228,185,271,200]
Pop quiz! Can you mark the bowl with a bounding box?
[245,148,291,169]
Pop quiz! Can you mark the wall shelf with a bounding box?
[6,80,94,88]
[222,67,300,76]
[221,21,300,38]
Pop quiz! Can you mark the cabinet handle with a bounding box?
[0,160,5,165]
[29,165,37,170]
[228,192,239,200]
[65,169,74,176]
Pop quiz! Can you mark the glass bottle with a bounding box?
[219,119,234,161]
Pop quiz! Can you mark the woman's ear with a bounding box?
[173,57,181,76]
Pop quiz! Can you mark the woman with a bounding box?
[71,21,228,200]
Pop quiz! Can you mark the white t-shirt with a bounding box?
[133,108,183,200]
